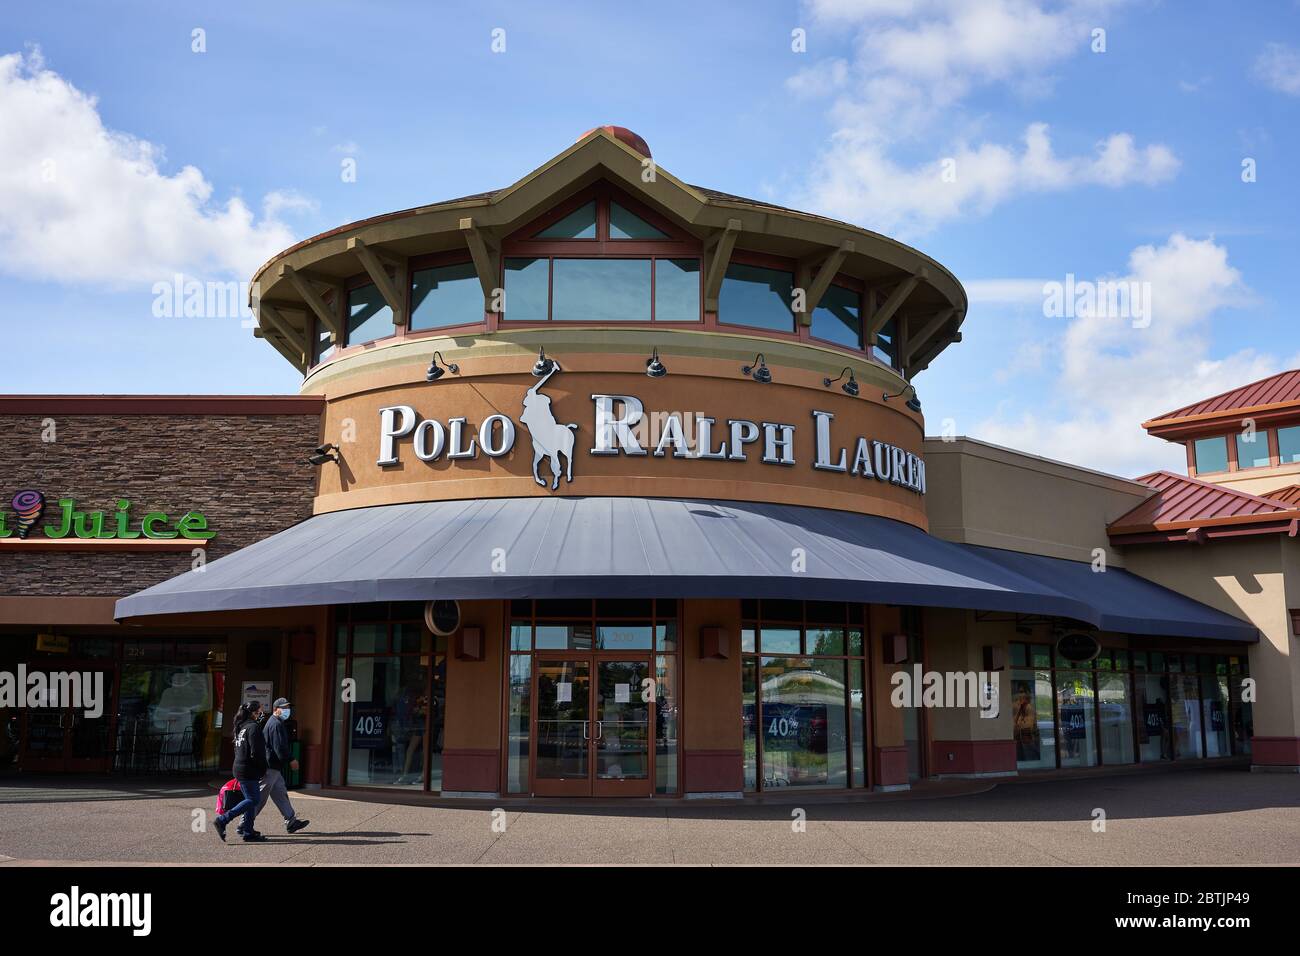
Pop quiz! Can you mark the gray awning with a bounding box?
[114,497,1256,642]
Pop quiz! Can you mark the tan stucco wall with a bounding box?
[1203,462,1300,497]
[1122,537,1298,739]
[923,437,1151,565]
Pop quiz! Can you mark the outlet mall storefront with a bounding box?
[5,128,1297,797]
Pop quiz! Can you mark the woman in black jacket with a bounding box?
[214,701,268,843]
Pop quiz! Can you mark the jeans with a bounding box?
[257,768,297,823]
[217,779,260,831]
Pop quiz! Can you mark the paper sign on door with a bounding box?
[615,683,630,703]
[556,682,572,703]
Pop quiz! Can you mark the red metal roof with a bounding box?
[1147,369,1300,424]
[1265,484,1300,507]
[1108,470,1295,533]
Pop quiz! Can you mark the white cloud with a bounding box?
[967,235,1289,477]
[789,1,1175,232]
[0,49,310,286]
[798,122,1177,236]
[1253,42,1300,96]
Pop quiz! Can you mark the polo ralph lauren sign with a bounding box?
[376,368,926,496]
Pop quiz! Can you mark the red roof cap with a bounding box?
[578,126,651,158]
[1109,470,1294,533]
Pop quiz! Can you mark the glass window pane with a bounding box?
[1098,673,1135,764]
[1009,643,1027,668]
[1202,674,1231,757]
[596,623,654,650]
[610,201,668,239]
[331,658,346,785]
[1235,431,1270,469]
[504,257,548,322]
[1056,670,1097,768]
[552,258,650,322]
[335,624,349,654]
[346,656,429,788]
[1030,644,1052,669]
[346,283,393,346]
[758,657,848,789]
[509,622,531,651]
[1137,673,1173,761]
[507,655,531,792]
[1278,425,1300,464]
[410,262,482,331]
[847,628,864,656]
[536,200,596,239]
[742,658,758,791]
[850,661,866,788]
[810,284,861,348]
[741,628,756,653]
[655,258,700,322]
[1193,436,1228,474]
[720,263,794,332]
[761,628,801,654]
[807,628,845,655]
[1012,669,1056,770]
[1170,673,1204,758]
[352,623,386,655]
[656,621,677,652]
[761,599,802,622]
[394,623,430,655]
[314,319,335,364]
[534,623,593,650]
[655,655,679,794]
[872,317,897,367]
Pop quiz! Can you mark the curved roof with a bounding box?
[249,128,967,378]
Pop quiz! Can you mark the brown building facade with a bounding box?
[2,128,1287,800]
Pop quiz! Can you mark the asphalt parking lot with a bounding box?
[0,766,1295,865]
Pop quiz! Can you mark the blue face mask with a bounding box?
[280,708,292,720]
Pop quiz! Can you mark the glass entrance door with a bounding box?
[531,655,653,796]
[19,668,114,773]
[533,658,592,796]
[594,658,651,796]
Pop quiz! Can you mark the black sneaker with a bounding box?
[286,818,309,834]
[242,832,269,843]
[214,818,227,842]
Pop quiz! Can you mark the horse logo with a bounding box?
[520,361,578,490]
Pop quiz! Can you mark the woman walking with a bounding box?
[214,701,268,843]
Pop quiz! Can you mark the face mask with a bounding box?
[280,708,292,720]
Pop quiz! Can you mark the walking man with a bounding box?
[259,697,310,834]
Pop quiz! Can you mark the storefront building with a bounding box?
[4,128,1294,796]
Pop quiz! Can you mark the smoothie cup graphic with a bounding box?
[11,490,45,539]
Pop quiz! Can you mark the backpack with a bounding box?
[216,778,241,815]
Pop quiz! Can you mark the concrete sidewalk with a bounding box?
[0,767,1295,865]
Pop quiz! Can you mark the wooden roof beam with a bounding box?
[460,217,500,314]
[703,219,742,313]
[347,237,406,328]
[280,264,343,337]
[865,270,924,346]
[258,300,311,369]
[795,239,854,327]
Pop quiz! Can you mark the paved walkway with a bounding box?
[0,767,1295,865]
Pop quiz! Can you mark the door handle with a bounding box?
[582,720,590,740]
[595,721,603,740]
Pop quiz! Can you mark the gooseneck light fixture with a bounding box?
[308,443,339,466]
[532,347,556,377]
[425,351,460,382]
[741,353,772,384]
[823,367,860,397]
[645,347,668,378]
[883,383,923,413]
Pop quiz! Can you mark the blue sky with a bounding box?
[1,0,1298,477]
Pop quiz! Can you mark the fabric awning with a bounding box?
[114,497,1256,642]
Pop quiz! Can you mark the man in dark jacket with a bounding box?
[258,698,309,834]
[214,701,268,843]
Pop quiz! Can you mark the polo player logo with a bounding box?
[520,361,578,490]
